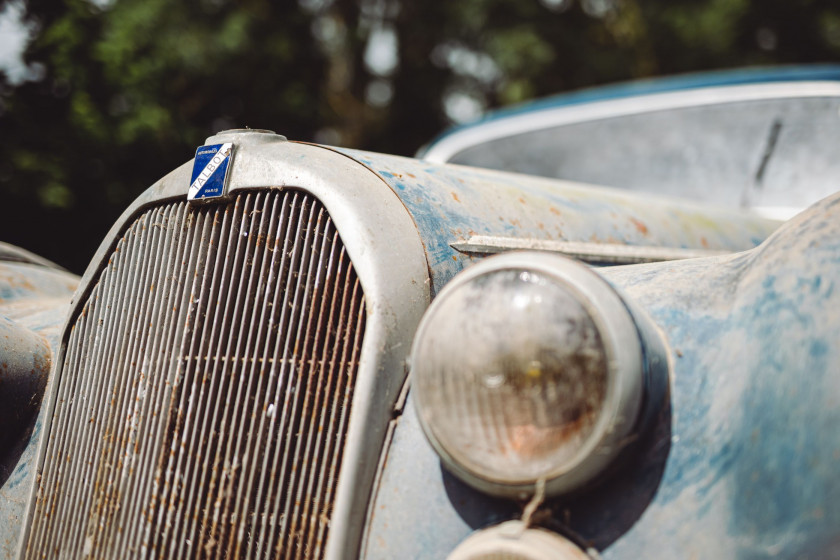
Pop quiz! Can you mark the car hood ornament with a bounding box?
[188,142,234,201]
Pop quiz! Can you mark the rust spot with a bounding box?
[450,192,460,203]
[537,222,545,230]
[406,173,416,178]
[630,218,649,235]
[518,197,526,204]
[700,237,709,249]
[451,256,457,261]
[549,207,561,216]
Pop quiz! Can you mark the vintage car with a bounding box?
[1,67,839,560]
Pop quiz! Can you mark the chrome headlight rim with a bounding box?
[410,251,646,498]
[447,520,593,560]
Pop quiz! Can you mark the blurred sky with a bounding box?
[0,2,30,83]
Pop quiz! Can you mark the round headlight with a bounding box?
[448,521,591,560]
[411,252,648,498]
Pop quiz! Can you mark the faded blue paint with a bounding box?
[591,192,840,558]
[363,190,840,558]
[0,142,814,559]
[334,147,779,296]
[0,262,77,559]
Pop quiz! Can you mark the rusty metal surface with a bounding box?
[23,135,431,560]
[0,136,796,559]
[26,191,366,559]
[334,147,779,296]
[362,190,840,559]
[0,262,77,560]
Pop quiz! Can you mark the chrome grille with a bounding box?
[26,190,366,559]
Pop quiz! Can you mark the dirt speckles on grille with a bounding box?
[26,190,365,559]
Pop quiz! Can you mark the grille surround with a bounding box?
[26,190,365,559]
[20,139,431,560]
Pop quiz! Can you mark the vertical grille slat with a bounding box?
[174,196,254,560]
[250,193,310,560]
[64,222,141,556]
[83,209,179,558]
[26,191,366,560]
[97,209,166,553]
[182,198,253,560]
[284,207,330,555]
[272,201,325,556]
[262,196,318,553]
[137,202,207,558]
[153,204,217,558]
[291,227,339,560]
[113,203,187,557]
[226,194,287,559]
[300,233,347,559]
[212,193,276,560]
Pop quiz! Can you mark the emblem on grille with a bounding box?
[188,142,234,201]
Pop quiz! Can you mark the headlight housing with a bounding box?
[411,252,657,498]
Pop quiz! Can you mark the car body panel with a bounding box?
[0,262,77,559]
[1,68,837,560]
[362,190,840,559]
[332,147,778,295]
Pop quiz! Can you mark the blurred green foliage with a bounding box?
[0,0,839,271]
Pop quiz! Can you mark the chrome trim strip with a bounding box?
[451,235,730,264]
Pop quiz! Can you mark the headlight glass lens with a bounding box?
[412,268,609,486]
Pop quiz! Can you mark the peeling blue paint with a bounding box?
[0,262,77,559]
[362,188,840,558]
[335,147,779,296]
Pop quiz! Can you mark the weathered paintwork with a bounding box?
[0,136,792,559]
[333,147,778,295]
[362,189,840,559]
[0,317,51,471]
[0,262,77,559]
[595,191,840,559]
[22,134,431,560]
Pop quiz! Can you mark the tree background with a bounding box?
[1,0,839,272]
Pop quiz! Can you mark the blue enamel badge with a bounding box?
[188,143,234,201]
